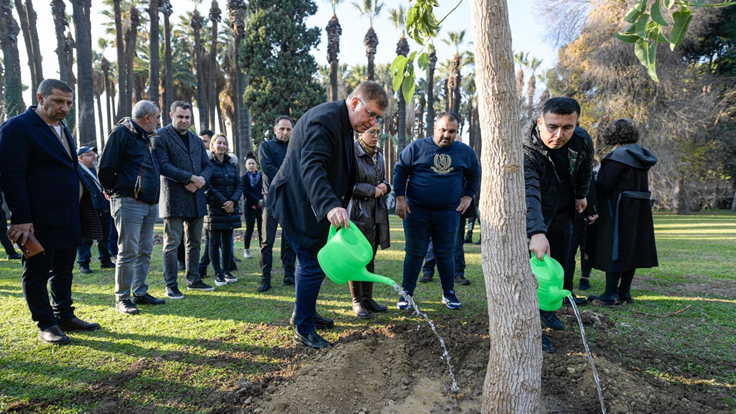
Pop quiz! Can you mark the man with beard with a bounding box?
[0,79,101,344]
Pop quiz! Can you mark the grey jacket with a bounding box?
[152,125,213,218]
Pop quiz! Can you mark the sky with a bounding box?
[14,0,558,139]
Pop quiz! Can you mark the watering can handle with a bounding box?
[327,220,356,241]
[530,253,550,266]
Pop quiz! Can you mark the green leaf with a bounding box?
[408,51,417,62]
[418,52,429,71]
[651,0,668,26]
[670,9,692,50]
[391,55,407,76]
[393,73,404,92]
[634,0,647,12]
[663,0,675,9]
[615,32,640,43]
[402,73,416,103]
[624,7,643,23]
[635,13,650,39]
[635,38,649,68]
[647,40,659,82]
[692,0,707,8]
[646,22,670,43]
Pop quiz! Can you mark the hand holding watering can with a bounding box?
[530,254,571,312]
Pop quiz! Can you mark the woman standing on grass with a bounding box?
[346,125,391,318]
[204,134,244,287]
[587,119,658,306]
[241,153,263,259]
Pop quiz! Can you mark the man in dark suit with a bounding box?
[268,81,387,349]
[76,146,115,274]
[0,184,22,260]
[0,79,101,345]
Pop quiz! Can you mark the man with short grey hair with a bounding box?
[99,99,166,315]
[153,101,214,299]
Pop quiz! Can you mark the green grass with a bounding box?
[1,210,735,412]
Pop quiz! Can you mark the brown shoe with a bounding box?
[39,325,71,345]
[58,317,102,332]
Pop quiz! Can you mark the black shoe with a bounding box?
[474,239,481,245]
[233,256,242,263]
[363,298,388,313]
[57,317,101,332]
[540,310,565,331]
[187,281,215,291]
[258,278,271,292]
[290,311,335,329]
[579,277,591,291]
[100,261,116,269]
[454,275,471,285]
[419,273,434,283]
[587,292,620,307]
[38,325,71,345]
[7,253,22,260]
[224,272,238,284]
[132,293,166,305]
[541,331,556,353]
[282,276,295,286]
[80,265,93,274]
[166,286,184,300]
[115,299,141,315]
[618,292,634,305]
[562,293,588,307]
[463,235,473,244]
[293,329,332,349]
[214,274,228,287]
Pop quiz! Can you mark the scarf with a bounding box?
[358,137,377,158]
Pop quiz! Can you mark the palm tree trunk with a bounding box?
[417,94,425,138]
[96,93,104,150]
[162,1,173,124]
[25,0,43,91]
[13,0,38,96]
[364,27,378,81]
[101,57,113,132]
[209,1,221,130]
[192,10,208,131]
[123,5,139,118]
[675,174,690,215]
[148,0,160,105]
[72,0,97,148]
[326,14,342,102]
[0,61,5,123]
[396,36,409,153]
[426,49,436,135]
[113,0,126,119]
[471,0,542,411]
[0,0,26,117]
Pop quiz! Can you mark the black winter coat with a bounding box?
[258,138,288,195]
[266,100,355,251]
[241,171,263,210]
[523,120,594,238]
[204,153,243,231]
[347,140,391,250]
[588,144,658,272]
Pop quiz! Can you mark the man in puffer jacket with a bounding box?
[99,100,166,315]
[524,97,594,353]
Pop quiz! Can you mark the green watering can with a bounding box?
[530,254,571,312]
[318,221,396,287]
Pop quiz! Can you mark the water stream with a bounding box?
[393,283,460,393]
[567,295,607,414]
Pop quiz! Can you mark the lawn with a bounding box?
[0,210,734,413]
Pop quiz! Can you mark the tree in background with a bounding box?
[162,0,173,124]
[389,3,408,153]
[227,0,251,163]
[240,0,324,144]
[73,0,97,148]
[353,0,384,81]
[148,0,160,105]
[208,0,221,128]
[191,7,207,131]
[0,0,26,118]
[14,0,43,97]
[425,44,436,134]
[442,30,464,114]
[325,0,342,101]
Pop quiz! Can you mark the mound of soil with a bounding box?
[222,310,732,414]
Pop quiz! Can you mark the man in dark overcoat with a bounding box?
[0,79,101,344]
[153,101,214,298]
[268,81,388,349]
[76,146,115,273]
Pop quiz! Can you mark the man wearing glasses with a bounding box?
[267,81,388,349]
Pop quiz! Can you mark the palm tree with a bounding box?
[208,0,221,128]
[73,0,97,148]
[442,30,465,114]
[426,44,437,134]
[161,0,173,124]
[353,0,384,81]
[14,0,43,97]
[415,77,427,138]
[513,51,528,102]
[112,0,126,119]
[122,4,140,119]
[191,7,207,131]
[0,0,25,117]
[92,50,106,150]
[389,4,408,152]
[0,60,5,122]
[228,0,251,163]
[100,52,114,134]
[526,57,542,118]
[52,0,71,87]
[148,0,160,105]
[325,0,343,101]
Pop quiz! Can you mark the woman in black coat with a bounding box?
[241,154,263,259]
[204,134,244,287]
[588,119,658,306]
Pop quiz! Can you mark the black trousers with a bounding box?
[209,229,234,275]
[0,207,18,256]
[260,206,296,279]
[563,216,591,291]
[22,247,78,330]
[244,207,262,250]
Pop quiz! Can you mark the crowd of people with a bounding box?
[0,79,657,352]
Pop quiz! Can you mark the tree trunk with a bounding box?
[209,0,221,129]
[72,0,97,148]
[148,0,160,105]
[113,0,126,119]
[230,0,251,169]
[471,0,543,412]
[396,36,409,153]
[326,14,342,102]
[162,1,173,124]
[14,0,37,96]
[101,57,113,133]
[417,94,425,138]
[0,0,26,117]
[64,32,77,140]
[364,27,378,82]
[426,49,436,134]
[96,93,104,150]
[25,0,43,92]
[675,174,690,215]
[473,106,481,159]
[731,185,736,211]
[191,10,207,131]
[123,6,139,119]
[0,61,5,123]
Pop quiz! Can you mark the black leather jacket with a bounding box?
[523,120,594,238]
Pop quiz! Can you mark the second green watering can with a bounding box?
[530,254,571,312]
[318,221,396,287]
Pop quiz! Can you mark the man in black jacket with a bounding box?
[76,147,115,273]
[0,185,22,260]
[524,97,594,353]
[99,100,166,315]
[1,79,101,344]
[268,81,387,348]
[257,116,297,292]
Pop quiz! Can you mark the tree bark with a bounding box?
[471,0,543,412]
[731,185,736,211]
[675,174,690,215]
[364,27,378,81]
[13,0,37,96]
[25,0,43,92]
[72,0,97,148]
[148,0,160,105]
[96,93,104,150]
[326,14,342,102]
[0,0,26,117]
[101,57,113,134]
[162,0,173,124]
[426,49,436,135]
[113,0,126,119]
[122,5,139,118]
[209,0,221,129]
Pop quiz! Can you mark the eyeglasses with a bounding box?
[366,129,381,136]
[357,98,383,124]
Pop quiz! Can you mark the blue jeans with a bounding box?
[111,197,157,301]
[77,210,113,265]
[288,235,325,336]
[422,217,467,277]
[402,205,460,295]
